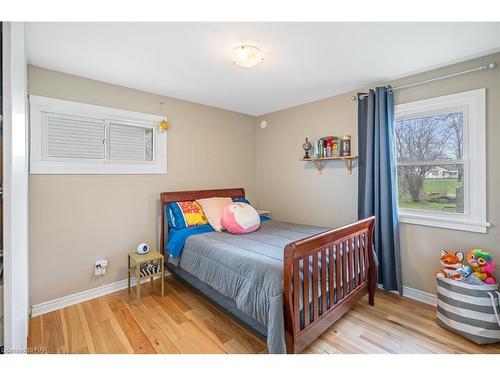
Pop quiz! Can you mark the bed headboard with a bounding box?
[160,188,245,255]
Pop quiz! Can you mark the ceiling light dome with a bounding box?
[231,45,264,68]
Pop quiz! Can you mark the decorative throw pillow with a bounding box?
[167,201,208,229]
[196,197,234,231]
[221,202,260,234]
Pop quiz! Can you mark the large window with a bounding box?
[29,95,167,174]
[394,89,488,233]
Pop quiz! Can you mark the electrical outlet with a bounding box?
[95,259,108,276]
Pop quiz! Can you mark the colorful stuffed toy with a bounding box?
[455,265,483,285]
[436,250,467,281]
[466,249,497,285]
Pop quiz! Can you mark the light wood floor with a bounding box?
[28,275,500,354]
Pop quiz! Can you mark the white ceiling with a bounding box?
[26,22,500,116]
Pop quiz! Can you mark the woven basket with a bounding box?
[140,262,160,277]
[436,276,500,344]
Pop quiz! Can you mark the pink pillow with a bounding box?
[196,197,233,231]
[221,202,260,234]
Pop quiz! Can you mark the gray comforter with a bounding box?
[169,220,328,354]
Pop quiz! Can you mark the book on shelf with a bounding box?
[312,136,342,158]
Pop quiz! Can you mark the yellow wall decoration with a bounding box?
[159,119,169,131]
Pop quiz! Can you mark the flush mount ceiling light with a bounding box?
[231,45,264,68]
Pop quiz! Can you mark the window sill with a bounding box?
[30,161,167,175]
[398,212,490,233]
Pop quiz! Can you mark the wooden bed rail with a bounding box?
[283,216,376,353]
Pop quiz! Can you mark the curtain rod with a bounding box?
[351,62,497,101]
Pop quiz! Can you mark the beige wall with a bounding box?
[28,65,257,305]
[256,52,500,295]
[256,91,359,228]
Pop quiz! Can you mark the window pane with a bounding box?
[145,128,153,161]
[397,164,464,213]
[46,113,106,159]
[108,123,154,162]
[395,112,463,163]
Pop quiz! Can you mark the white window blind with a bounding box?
[108,122,154,162]
[30,95,167,174]
[45,113,106,159]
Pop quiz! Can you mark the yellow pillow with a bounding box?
[174,201,208,227]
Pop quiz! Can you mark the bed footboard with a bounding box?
[283,216,376,353]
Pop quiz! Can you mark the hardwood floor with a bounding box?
[28,275,500,354]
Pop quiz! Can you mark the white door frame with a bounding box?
[2,22,29,352]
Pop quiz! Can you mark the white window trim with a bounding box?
[2,21,29,352]
[395,88,489,233]
[29,95,167,174]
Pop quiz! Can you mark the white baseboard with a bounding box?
[378,284,437,306]
[31,271,171,317]
[32,273,436,318]
[401,285,437,306]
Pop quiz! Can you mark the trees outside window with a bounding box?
[395,112,464,213]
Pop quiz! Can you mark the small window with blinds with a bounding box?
[30,95,167,174]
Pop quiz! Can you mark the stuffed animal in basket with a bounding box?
[455,264,483,285]
[436,250,468,281]
[466,249,497,285]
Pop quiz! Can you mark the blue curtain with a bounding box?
[357,87,402,294]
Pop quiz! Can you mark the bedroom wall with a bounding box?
[256,52,500,295]
[28,65,257,305]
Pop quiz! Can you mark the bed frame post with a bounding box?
[283,243,296,354]
[160,198,165,257]
[366,219,376,306]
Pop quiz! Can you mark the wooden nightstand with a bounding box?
[128,250,164,304]
[257,209,271,218]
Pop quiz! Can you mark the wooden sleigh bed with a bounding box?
[160,188,376,354]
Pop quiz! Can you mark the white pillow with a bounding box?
[196,197,233,231]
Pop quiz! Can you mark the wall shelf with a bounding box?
[300,156,358,175]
